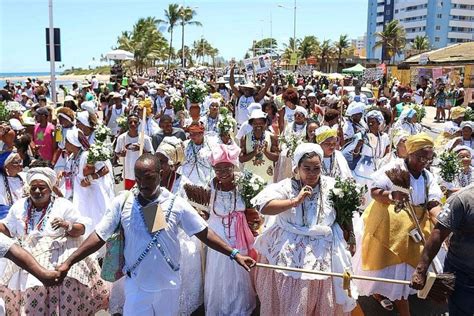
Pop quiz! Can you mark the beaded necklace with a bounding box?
[251,131,265,163]
[212,181,237,240]
[126,194,178,276]
[458,168,472,188]
[297,180,324,227]
[24,198,54,235]
[322,153,337,178]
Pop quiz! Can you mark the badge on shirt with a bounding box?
[142,202,167,233]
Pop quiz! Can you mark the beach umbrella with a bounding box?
[105,49,134,61]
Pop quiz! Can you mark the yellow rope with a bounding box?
[343,270,352,298]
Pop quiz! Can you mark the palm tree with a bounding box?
[209,47,219,68]
[374,19,407,64]
[116,17,168,73]
[412,35,430,51]
[192,38,209,64]
[179,6,202,67]
[281,37,301,64]
[253,38,278,55]
[299,36,320,60]
[318,39,335,73]
[159,3,181,69]
[177,45,194,67]
[334,34,350,72]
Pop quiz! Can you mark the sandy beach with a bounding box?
[0,74,110,83]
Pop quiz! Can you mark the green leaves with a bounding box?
[329,177,367,227]
[439,151,462,182]
[236,170,267,209]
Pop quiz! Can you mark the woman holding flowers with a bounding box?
[63,128,115,236]
[251,143,356,315]
[438,145,474,195]
[205,144,257,315]
[353,133,443,315]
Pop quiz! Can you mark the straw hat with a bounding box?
[156,83,166,91]
[240,82,257,90]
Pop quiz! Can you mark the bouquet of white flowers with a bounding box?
[278,133,305,158]
[0,101,10,122]
[217,109,236,136]
[116,115,128,131]
[95,124,112,142]
[439,151,462,182]
[184,79,208,104]
[170,92,185,113]
[236,170,267,209]
[87,141,113,165]
[329,177,367,227]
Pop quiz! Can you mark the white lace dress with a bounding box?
[179,139,214,188]
[251,176,357,314]
[204,182,256,316]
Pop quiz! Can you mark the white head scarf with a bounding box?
[26,167,57,190]
[294,106,308,118]
[292,143,324,172]
[156,136,185,166]
[365,110,384,125]
[76,111,91,128]
[66,128,83,149]
[345,101,365,117]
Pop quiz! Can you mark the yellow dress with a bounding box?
[243,131,274,184]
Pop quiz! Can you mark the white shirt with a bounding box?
[91,78,99,90]
[95,189,207,292]
[0,234,14,258]
[155,95,167,113]
[115,132,154,180]
[0,173,25,206]
[236,96,255,126]
[138,118,160,137]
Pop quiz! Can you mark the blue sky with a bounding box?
[0,0,368,72]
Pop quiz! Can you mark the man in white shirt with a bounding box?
[229,63,273,127]
[91,75,99,95]
[115,113,154,190]
[55,154,255,315]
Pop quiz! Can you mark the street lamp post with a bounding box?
[48,0,57,103]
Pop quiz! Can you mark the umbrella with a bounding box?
[342,63,366,74]
[105,49,134,61]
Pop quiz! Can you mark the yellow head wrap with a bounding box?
[405,132,434,154]
[451,106,466,120]
[138,98,153,116]
[315,126,338,144]
[210,92,223,102]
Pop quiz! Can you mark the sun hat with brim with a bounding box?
[216,78,227,84]
[35,107,49,116]
[156,83,166,91]
[21,92,28,97]
[9,118,25,131]
[64,95,76,103]
[248,109,267,124]
[240,82,257,90]
[81,81,91,88]
[22,117,36,126]
[112,92,122,99]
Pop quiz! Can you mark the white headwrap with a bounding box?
[26,167,57,190]
[156,136,185,166]
[3,152,18,168]
[365,110,384,125]
[208,98,221,107]
[399,108,417,122]
[453,145,473,157]
[81,101,96,115]
[292,143,324,172]
[393,130,410,147]
[76,111,91,128]
[58,113,74,123]
[66,128,83,148]
[294,106,308,118]
[460,121,473,130]
[345,101,365,117]
[443,124,461,135]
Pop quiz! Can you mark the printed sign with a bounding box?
[243,54,272,74]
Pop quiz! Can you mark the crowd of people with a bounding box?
[0,64,473,315]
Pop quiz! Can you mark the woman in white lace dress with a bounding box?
[251,143,356,315]
[204,144,257,315]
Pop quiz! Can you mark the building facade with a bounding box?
[367,0,474,60]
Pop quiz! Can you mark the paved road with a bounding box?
[97,105,446,316]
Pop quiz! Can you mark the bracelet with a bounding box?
[229,249,240,260]
[87,175,93,183]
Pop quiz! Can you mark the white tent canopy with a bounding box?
[105,49,134,61]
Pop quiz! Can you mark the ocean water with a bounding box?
[0,72,71,90]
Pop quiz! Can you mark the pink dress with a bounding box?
[34,123,55,161]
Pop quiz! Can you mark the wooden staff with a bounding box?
[255,263,410,285]
[139,107,146,156]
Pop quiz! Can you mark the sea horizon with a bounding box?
[0,71,63,79]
